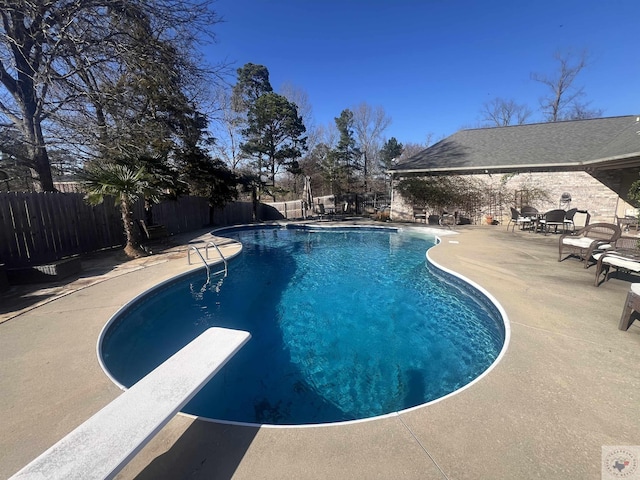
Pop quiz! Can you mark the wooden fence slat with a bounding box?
[42,192,68,260]
[11,194,34,262]
[77,195,96,252]
[0,193,19,262]
[263,199,306,220]
[27,192,47,263]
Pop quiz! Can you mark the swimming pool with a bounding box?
[99,224,508,426]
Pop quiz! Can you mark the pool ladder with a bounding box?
[188,241,228,289]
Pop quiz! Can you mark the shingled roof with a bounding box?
[391,115,640,174]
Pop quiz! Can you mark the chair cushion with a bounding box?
[600,255,640,272]
[631,283,640,295]
[562,237,597,248]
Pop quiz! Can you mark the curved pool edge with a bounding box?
[96,224,510,429]
[95,234,244,392]
[396,235,512,413]
[186,230,511,430]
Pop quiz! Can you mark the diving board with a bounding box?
[11,327,250,480]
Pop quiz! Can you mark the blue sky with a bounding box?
[204,0,639,145]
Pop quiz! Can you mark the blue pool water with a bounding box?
[100,225,506,425]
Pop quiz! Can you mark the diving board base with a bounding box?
[10,327,250,480]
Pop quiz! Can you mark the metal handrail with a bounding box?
[205,241,228,277]
[188,246,210,284]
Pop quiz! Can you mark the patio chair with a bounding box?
[593,236,640,286]
[138,219,168,241]
[563,208,578,232]
[440,212,455,229]
[616,214,639,233]
[507,207,531,232]
[559,223,622,268]
[538,209,567,235]
[520,206,540,232]
[619,283,640,330]
[315,203,326,220]
[413,207,426,223]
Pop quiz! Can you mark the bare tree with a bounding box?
[399,142,429,161]
[299,122,339,195]
[481,97,532,126]
[318,122,339,148]
[423,133,435,148]
[563,101,604,121]
[531,50,601,122]
[209,86,245,171]
[280,82,321,152]
[280,83,313,128]
[351,102,391,192]
[0,0,222,191]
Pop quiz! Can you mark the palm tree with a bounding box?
[80,162,154,258]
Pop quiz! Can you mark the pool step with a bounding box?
[10,327,251,480]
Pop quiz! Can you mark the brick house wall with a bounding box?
[391,171,633,226]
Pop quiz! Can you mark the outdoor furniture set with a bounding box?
[557,222,640,330]
[508,207,585,235]
[413,208,465,227]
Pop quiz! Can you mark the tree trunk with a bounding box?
[251,186,259,222]
[22,101,55,192]
[31,147,55,192]
[120,195,145,258]
[208,204,215,226]
[144,197,154,225]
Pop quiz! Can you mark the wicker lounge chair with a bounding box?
[619,283,640,330]
[558,223,621,268]
[593,236,640,286]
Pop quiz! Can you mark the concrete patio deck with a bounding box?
[1,222,638,479]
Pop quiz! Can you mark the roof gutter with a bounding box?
[389,162,582,175]
[389,152,640,175]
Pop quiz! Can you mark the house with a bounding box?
[389,115,640,225]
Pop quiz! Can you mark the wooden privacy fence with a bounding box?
[0,192,124,268]
[0,192,259,269]
[263,199,304,220]
[212,201,255,226]
[263,196,338,219]
[136,195,210,235]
